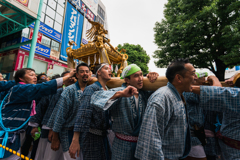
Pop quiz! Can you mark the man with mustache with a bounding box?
[69,63,138,160]
[89,64,159,160]
[46,63,90,160]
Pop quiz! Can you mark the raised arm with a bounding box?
[91,86,138,111]
[0,80,16,92]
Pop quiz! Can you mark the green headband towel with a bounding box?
[196,72,208,78]
[120,64,141,79]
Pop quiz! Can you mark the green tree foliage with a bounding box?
[117,43,150,75]
[153,0,240,80]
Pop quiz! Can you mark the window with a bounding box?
[51,65,65,77]
[45,16,54,28]
[46,6,56,19]
[55,13,63,24]
[41,35,51,48]
[23,57,48,75]
[95,16,104,26]
[40,12,45,22]
[98,5,105,20]
[42,3,46,13]
[0,54,16,73]
[56,4,64,16]
[57,0,65,7]
[54,21,62,33]
[21,28,30,38]
[42,0,65,33]
[51,40,60,51]
[48,0,57,10]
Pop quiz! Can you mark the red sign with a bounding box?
[81,3,95,21]
[17,0,29,7]
[29,29,43,44]
[86,9,94,21]
[15,51,25,71]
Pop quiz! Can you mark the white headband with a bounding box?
[96,63,108,78]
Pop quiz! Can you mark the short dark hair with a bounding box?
[14,68,35,83]
[94,63,108,75]
[52,74,61,79]
[61,71,70,77]
[37,79,47,84]
[235,77,240,88]
[125,76,130,79]
[37,73,47,81]
[76,63,89,73]
[94,64,102,74]
[166,58,190,83]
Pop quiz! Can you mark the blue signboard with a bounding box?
[29,22,62,43]
[60,2,84,61]
[20,37,51,58]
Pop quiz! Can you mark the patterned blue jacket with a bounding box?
[183,92,204,146]
[200,86,240,159]
[135,83,191,160]
[47,82,82,152]
[0,80,57,158]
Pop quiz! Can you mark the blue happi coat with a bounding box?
[0,80,57,158]
[183,92,205,146]
[199,86,240,159]
[47,82,82,152]
[74,82,110,160]
[90,83,152,160]
[0,81,16,92]
[135,83,191,160]
[0,81,16,101]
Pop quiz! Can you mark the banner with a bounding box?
[68,0,95,21]
[20,37,51,58]
[81,17,92,44]
[60,2,84,61]
[30,22,62,43]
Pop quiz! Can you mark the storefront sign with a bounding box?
[18,49,68,68]
[20,37,51,58]
[81,2,95,21]
[17,0,29,7]
[29,29,43,43]
[60,2,84,61]
[50,49,60,61]
[15,50,25,70]
[30,22,62,43]
[81,0,98,15]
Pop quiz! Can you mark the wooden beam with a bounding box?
[88,77,230,91]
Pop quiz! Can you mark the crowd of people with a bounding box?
[0,59,239,160]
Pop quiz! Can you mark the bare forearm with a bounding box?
[52,131,59,140]
[192,86,200,95]
[72,132,80,141]
[110,91,123,100]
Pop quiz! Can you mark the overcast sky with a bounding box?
[100,0,168,76]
